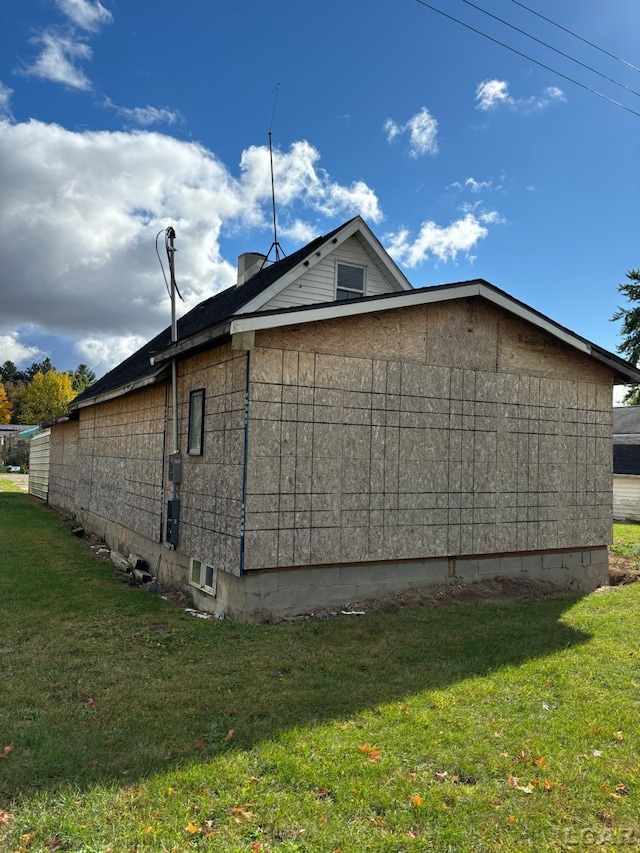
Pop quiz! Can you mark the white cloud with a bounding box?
[385,213,493,267]
[75,335,147,373]
[476,79,514,111]
[0,334,43,367]
[114,104,183,127]
[0,82,13,120]
[0,121,382,373]
[476,79,566,112]
[25,31,92,90]
[55,0,113,32]
[384,107,438,157]
[450,176,497,193]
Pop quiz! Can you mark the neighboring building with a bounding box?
[613,407,640,521]
[1,424,37,470]
[47,218,640,619]
[28,429,51,501]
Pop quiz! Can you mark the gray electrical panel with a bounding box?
[166,499,180,544]
[168,451,182,483]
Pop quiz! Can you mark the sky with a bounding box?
[0,0,638,397]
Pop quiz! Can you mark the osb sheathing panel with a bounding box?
[48,420,79,514]
[243,301,614,571]
[48,385,166,543]
[169,344,247,575]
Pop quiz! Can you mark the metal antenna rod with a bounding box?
[268,132,281,261]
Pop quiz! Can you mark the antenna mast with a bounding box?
[264,84,286,264]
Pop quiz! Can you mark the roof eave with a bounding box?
[69,367,169,411]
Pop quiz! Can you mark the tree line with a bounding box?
[0,359,96,425]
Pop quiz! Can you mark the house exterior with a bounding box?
[612,407,640,521]
[47,218,640,619]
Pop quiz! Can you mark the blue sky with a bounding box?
[0,0,638,393]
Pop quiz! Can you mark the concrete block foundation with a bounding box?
[72,507,608,621]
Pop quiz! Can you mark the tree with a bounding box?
[612,269,640,404]
[69,363,96,394]
[19,370,76,424]
[24,358,54,383]
[0,381,12,424]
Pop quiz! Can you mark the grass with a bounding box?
[0,477,23,493]
[1,494,639,852]
[611,522,640,560]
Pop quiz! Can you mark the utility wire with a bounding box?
[510,0,640,74]
[461,0,640,98]
[414,0,640,118]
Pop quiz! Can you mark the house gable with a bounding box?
[235,217,412,315]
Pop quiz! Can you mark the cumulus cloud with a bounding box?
[476,79,565,112]
[0,82,13,120]
[0,334,43,367]
[384,107,439,157]
[385,213,494,267]
[55,0,113,32]
[25,31,92,90]
[0,121,382,373]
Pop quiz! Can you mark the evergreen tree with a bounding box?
[612,269,640,404]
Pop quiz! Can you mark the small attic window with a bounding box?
[336,262,365,300]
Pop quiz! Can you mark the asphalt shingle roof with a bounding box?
[73,224,348,406]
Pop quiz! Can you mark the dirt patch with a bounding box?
[608,553,640,587]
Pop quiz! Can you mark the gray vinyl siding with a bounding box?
[29,429,51,501]
[264,236,398,310]
[613,474,640,521]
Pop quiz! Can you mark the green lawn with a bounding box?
[1,493,639,852]
[0,478,23,493]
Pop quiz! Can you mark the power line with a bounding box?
[414,0,640,119]
[510,0,640,75]
[461,0,640,99]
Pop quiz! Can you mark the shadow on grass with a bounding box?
[0,493,590,800]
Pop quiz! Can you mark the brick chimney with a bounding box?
[237,252,268,287]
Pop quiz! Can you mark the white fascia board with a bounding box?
[230,281,592,357]
[230,283,482,333]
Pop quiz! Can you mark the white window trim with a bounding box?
[189,557,217,596]
[335,261,366,300]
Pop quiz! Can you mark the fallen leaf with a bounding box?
[592,750,602,757]
[615,783,629,795]
[186,821,201,834]
[0,810,10,825]
[434,771,448,782]
[368,817,385,827]
[196,738,206,748]
[401,704,409,714]
[517,750,527,763]
[368,748,381,762]
[593,726,602,734]
[21,834,33,845]
[494,731,503,738]
[410,795,423,808]
[615,731,624,743]
[507,815,517,825]
[0,744,14,759]
[405,829,417,838]
[507,774,519,788]
[223,729,234,742]
[359,743,371,754]
[47,838,63,851]
[144,826,153,835]
[542,779,554,792]
[250,843,264,853]
[80,697,98,709]
[532,756,546,768]
[488,800,502,808]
